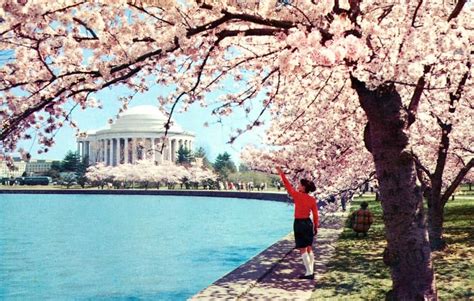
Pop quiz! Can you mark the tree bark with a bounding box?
[427,197,447,251]
[351,76,437,300]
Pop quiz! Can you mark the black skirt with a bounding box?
[293,218,314,248]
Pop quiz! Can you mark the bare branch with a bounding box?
[441,158,473,205]
[283,72,334,131]
[377,5,394,24]
[128,3,174,25]
[187,10,294,38]
[411,0,423,27]
[412,152,432,178]
[216,28,283,40]
[448,0,467,22]
[407,65,432,126]
[72,17,98,40]
[228,70,281,144]
[448,61,471,113]
[42,1,86,17]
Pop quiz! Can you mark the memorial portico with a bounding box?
[76,105,195,166]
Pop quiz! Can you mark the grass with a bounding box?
[310,195,474,300]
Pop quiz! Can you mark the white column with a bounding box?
[132,138,137,163]
[124,138,129,164]
[166,139,173,162]
[170,139,175,162]
[189,140,193,151]
[137,138,142,161]
[82,141,86,159]
[158,139,163,164]
[104,139,107,165]
[115,138,119,165]
[77,142,81,155]
[84,140,90,162]
[151,138,156,163]
[91,141,96,163]
[85,141,90,160]
[102,140,106,163]
[146,138,151,160]
[110,139,114,166]
[108,139,113,166]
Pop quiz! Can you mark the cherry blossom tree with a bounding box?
[187,164,218,188]
[86,159,211,189]
[411,92,473,250]
[86,163,112,188]
[1,1,473,299]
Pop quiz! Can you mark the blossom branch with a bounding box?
[441,158,473,205]
[407,65,432,126]
[448,0,467,22]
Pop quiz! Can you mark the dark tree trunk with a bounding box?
[428,158,473,250]
[352,76,437,300]
[428,199,446,250]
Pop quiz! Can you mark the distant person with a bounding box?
[340,192,347,211]
[260,183,265,191]
[276,182,281,191]
[317,199,327,210]
[327,195,336,204]
[350,201,374,237]
[276,166,318,280]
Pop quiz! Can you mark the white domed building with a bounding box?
[76,105,195,166]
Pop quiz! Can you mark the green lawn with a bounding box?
[310,195,474,300]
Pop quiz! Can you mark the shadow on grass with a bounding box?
[311,196,474,300]
[311,198,390,299]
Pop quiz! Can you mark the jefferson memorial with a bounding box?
[76,105,195,166]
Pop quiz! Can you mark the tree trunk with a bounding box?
[428,198,446,250]
[352,76,437,300]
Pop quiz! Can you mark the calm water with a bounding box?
[0,194,292,300]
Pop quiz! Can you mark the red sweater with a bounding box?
[278,171,319,226]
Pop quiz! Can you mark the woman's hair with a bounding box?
[300,179,316,193]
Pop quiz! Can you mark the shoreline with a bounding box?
[0,188,290,203]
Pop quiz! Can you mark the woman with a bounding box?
[276,166,318,279]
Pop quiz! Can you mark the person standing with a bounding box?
[340,191,347,211]
[276,166,318,279]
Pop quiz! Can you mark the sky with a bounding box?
[17,81,270,166]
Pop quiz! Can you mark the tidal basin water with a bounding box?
[0,194,293,300]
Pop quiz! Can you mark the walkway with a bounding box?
[191,210,349,300]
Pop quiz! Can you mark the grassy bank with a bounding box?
[311,195,474,300]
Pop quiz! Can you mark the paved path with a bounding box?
[191,210,349,301]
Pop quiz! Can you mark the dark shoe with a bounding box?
[298,274,314,279]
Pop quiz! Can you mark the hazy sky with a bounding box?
[17,81,270,165]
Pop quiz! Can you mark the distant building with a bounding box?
[77,105,195,166]
[25,159,59,175]
[0,157,26,178]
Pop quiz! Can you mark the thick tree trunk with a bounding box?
[352,77,437,300]
[428,199,446,250]
[428,158,473,250]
